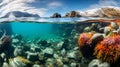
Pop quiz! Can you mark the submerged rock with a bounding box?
[43,48,54,57]
[91,33,104,44]
[26,51,39,61]
[66,51,77,59]
[32,64,41,67]
[12,39,20,44]
[9,57,27,67]
[2,62,9,67]
[56,58,63,67]
[104,26,111,36]
[14,46,24,56]
[70,63,77,67]
[56,41,64,50]
[60,49,66,57]
[88,59,110,67]
[111,22,119,30]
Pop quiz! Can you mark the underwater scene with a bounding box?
[1,0,120,67]
[0,18,120,67]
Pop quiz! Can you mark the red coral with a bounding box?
[94,34,120,63]
[78,32,93,47]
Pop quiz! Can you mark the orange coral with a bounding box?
[94,34,120,63]
[78,32,93,47]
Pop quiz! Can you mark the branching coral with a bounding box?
[94,34,120,63]
[78,32,93,47]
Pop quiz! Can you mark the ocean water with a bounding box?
[0,18,120,67]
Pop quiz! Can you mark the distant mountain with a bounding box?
[1,11,40,18]
[79,7,120,18]
[50,7,120,18]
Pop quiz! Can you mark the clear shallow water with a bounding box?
[11,22,56,41]
[0,19,119,67]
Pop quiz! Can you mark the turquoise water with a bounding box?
[11,22,62,41]
[0,20,119,67]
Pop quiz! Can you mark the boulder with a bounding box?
[51,13,61,18]
[88,59,110,67]
[64,11,81,17]
[43,48,54,57]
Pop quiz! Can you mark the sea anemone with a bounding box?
[94,34,120,63]
[78,32,94,58]
[78,32,93,47]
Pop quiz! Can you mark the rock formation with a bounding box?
[50,13,61,18]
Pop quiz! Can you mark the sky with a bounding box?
[0,0,120,17]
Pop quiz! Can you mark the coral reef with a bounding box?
[94,33,120,63]
[78,32,93,47]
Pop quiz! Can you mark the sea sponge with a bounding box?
[94,34,120,63]
[78,32,93,47]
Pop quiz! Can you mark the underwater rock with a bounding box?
[14,46,24,56]
[26,51,39,61]
[66,51,77,59]
[9,57,27,67]
[84,27,91,32]
[117,27,120,34]
[37,40,51,47]
[62,58,69,64]
[60,49,66,57]
[0,55,4,67]
[56,41,64,50]
[63,65,69,67]
[56,58,63,67]
[43,48,54,57]
[91,33,104,44]
[104,26,111,36]
[111,22,119,30]
[2,62,9,67]
[0,53,6,59]
[53,53,59,59]
[22,45,31,51]
[45,63,54,67]
[51,13,61,18]
[32,64,41,67]
[38,53,45,61]
[88,59,110,67]
[12,39,20,45]
[46,58,55,65]
[70,63,77,67]
[30,46,41,52]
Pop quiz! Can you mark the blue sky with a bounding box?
[0,0,120,17]
[44,0,120,16]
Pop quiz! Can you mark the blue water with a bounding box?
[11,22,61,41]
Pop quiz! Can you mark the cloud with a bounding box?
[0,0,48,17]
[77,0,120,17]
[89,0,119,9]
[48,1,62,8]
